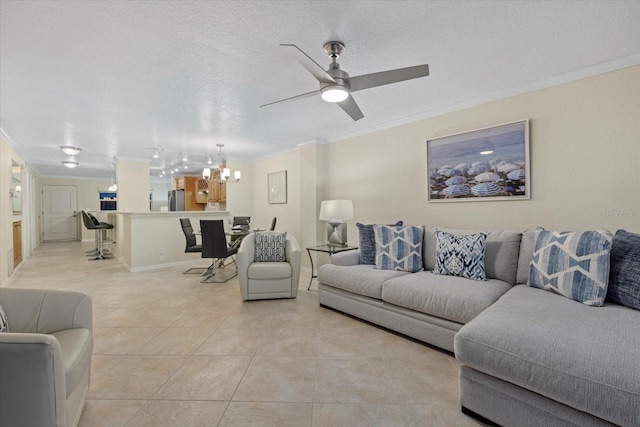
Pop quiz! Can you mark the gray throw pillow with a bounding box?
[606,229,640,310]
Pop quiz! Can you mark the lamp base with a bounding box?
[327,222,348,246]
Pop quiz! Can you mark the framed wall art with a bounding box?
[426,120,530,202]
[268,170,287,204]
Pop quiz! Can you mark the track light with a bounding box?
[152,149,159,159]
[182,152,188,162]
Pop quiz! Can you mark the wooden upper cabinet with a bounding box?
[176,176,205,211]
[13,221,22,268]
[206,171,227,203]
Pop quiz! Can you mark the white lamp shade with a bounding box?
[234,170,241,180]
[223,168,231,179]
[202,168,211,179]
[319,200,354,221]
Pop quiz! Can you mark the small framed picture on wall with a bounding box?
[268,170,287,204]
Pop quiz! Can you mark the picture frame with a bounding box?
[426,119,530,202]
[268,170,287,204]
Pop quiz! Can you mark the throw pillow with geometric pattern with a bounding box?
[433,229,488,281]
[254,232,287,262]
[0,304,8,332]
[356,221,403,265]
[374,225,423,273]
[528,230,613,306]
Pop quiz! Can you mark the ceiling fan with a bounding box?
[260,41,430,121]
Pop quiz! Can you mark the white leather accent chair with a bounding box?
[0,288,93,427]
[237,232,301,300]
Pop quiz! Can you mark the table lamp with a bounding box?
[319,200,354,247]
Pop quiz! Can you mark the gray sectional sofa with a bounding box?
[317,226,640,427]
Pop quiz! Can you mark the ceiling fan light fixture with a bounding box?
[321,85,349,103]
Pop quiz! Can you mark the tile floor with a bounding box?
[7,241,485,427]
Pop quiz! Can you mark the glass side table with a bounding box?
[306,244,359,290]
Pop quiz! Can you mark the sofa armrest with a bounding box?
[331,250,361,266]
[0,288,92,334]
[0,333,66,427]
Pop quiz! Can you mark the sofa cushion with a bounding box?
[515,227,544,284]
[455,285,640,427]
[606,229,640,310]
[382,272,512,324]
[318,264,410,299]
[50,328,92,398]
[528,230,613,306]
[433,229,487,281]
[374,225,423,272]
[424,226,521,285]
[254,232,287,262]
[248,262,292,280]
[356,221,403,265]
[0,304,7,332]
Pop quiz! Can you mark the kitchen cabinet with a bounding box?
[175,176,205,211]
[13,221,22,268]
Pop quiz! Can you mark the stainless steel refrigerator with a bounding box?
[168,190,185,211]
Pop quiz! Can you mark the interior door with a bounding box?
[42,185,78,241]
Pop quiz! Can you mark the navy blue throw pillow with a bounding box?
[356,221,403,265]
[607,229,640,310]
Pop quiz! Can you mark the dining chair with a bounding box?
[200,219,238,283]
[180,218,206,274]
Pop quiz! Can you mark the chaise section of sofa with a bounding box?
[0,288,93,427]
[455,285,640,427]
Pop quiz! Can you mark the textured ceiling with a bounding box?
[2,0,640,180]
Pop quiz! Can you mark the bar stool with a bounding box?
[81,211,113,260]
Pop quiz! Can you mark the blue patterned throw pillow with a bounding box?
[357,221,403,265]
[374,225,423,272]
[606,229,640,310]
[528,230,613,306]
[0,304,8,332]
[433,229,488,281]
[254,232,287,262]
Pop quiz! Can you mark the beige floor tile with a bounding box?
[77,399,146,427]
[218,402,313,427]
[256,328,319,356]
[387,357,460,405]
[124,400,228,427]
[233,356,317,402]
[194,327,266,356]
[401,404,487,427]
[318,327,381,357]
[153,355,251,400]
[319,309,371,329]
[312,403,405,427]
[172,307,234,328]
[103,307,188,328]
[93,327,164,354]
[132,327,214,355]
[315,357,396,404]
[88,355,186,399]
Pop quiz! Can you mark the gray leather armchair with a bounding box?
[0,288,93,427]
[237,232,301,300]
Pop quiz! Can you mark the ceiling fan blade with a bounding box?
[337,96,364,121]
[259,90,320,108]
[349,64,429,92]
[280,44,336,84]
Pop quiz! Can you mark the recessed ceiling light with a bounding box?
[62,161,79,168]
[60,146,82,156]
